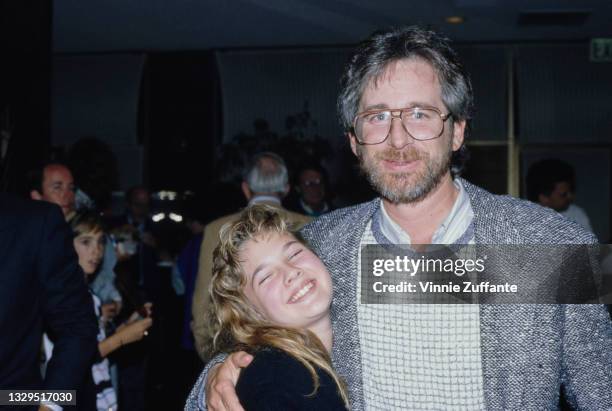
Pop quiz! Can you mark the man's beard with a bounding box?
[356,142,452,204]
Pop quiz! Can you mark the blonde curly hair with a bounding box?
[208,204,348,407]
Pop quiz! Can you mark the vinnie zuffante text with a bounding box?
[370,255,518,294]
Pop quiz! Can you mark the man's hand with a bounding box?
[206,351,253,411]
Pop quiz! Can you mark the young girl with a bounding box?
[207,204,348,410]
[69,211,153,411]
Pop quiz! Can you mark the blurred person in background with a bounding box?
[66,138,123,320]
[29,162,76,219]
[526,158,593,233]
[29,162,123,334]
[41,211,153,411]
[110,186,157,248]
[287,163,333,217]
[0,191,98,411]
[110,220,159,411]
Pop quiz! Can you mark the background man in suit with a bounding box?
[29,162,123,334]
[191,152,310,360]
[190,26,612,411]
[29,162,76,219]
[0,192,98,410]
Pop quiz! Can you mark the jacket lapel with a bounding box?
[0,194,18,232]
[462,178,534,410]
[323,199,379,411]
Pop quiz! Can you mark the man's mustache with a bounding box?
[374,147,426,162]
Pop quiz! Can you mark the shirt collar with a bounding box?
[248,195,281,206]
[299,198,329,217]
[379,179,474,244]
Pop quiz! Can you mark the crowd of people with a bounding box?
[1,25,610,411]
[0,142,336,410]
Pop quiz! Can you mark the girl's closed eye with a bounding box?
[259,273,272,286]
[289,249,303,259]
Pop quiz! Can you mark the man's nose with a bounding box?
[61,188,73,199]
[387,117,413,149]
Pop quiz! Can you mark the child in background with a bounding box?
[69,211,153,411]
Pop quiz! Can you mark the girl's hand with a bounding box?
[117,317,153,345]
[101,301,119,322]
[125,302,153,324]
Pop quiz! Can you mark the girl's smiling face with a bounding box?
[240,231,332,332]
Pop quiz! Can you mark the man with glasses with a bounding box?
[288,164,332,217]
[188,26,611,411]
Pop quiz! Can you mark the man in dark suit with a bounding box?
[0,192,98,410]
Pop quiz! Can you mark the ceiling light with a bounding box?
[446,16,465,24]
[152,213,165,222]
[169,213,183,223]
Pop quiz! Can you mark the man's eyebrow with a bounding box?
[361,102,438,111]
[361,103,389,111]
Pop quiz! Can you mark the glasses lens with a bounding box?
[354,108,444,144]
[401,108,444,141]
[355,111,391,144]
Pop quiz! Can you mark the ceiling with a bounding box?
[54,0,612,53]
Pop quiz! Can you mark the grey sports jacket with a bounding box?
[186,179,612,410]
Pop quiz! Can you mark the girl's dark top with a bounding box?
[235,347,347,410]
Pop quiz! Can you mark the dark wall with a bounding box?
[0,0,51,193]
[143,52,220,193]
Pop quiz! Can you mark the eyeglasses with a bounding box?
[352,107,452,145]
[302,178,322,187]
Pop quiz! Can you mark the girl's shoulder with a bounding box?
[236,347,346,410]
[238,347,309,387]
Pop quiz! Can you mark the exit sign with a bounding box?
[590,38,612,62]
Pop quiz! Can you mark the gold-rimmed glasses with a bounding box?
[352,107,452,145]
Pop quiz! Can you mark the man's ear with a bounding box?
[348,133,358,156]
[451,120,466,151]
[30,190,43,201]
[282,184,290,198]
[241,182,252,201]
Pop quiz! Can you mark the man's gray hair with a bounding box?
[244,152,289,194]
[338,26,473,175]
